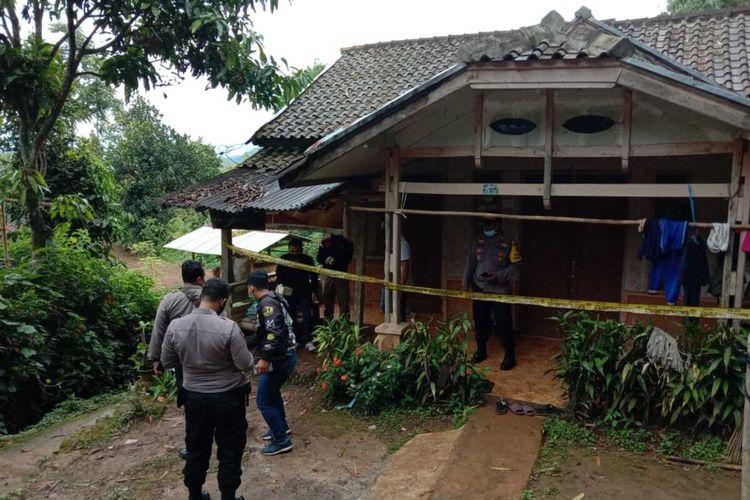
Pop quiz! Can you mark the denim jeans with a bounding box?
[256,351,297,444]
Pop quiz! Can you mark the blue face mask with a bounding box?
[483,229,497,237]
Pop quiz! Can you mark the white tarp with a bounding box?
[163,226,288,256]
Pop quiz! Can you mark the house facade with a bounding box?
[168,7,750,337]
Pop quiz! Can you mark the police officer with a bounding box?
[161,278,253,500]
[246,270,297,456]
[463,216,522,370]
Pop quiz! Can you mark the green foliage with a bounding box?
[150,371,178,400]
[314,316,487,417]
[0,227,158,434]
[605,426,651,454]
[105,98,220,245]
[666,0,750,14]
[657,431,727,462]
[554,312,747,434]
[534,417,596,476]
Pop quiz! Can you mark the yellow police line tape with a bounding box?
[228,245,750,321]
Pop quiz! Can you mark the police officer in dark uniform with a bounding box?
[463,216,522,370]
[246,270,297,456]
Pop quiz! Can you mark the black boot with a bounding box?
[500,351,516,371]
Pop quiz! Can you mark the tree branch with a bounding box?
[32,0,43,39]
[4,5,21,47]
[81,15,140,55]
[47,6,101,64]
[76,70,103,78]
[1,12,13,41]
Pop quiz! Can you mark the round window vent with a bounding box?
[562,115,615,134]
[489,118,537,135]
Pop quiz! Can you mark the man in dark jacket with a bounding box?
[316,234,353,319]
[463,218,522,370]
[276,237,318,351]
[247,270,297,456]
[161,278,253,500]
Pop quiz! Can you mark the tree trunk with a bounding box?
[24,186,49,253]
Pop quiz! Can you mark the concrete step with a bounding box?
[367,402,543,500]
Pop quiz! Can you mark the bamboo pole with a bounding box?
[350,206,750,230]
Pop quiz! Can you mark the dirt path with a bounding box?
[531,445,740,499]
[112,246,182,290]
[17,385,388,499]
[0,407,115,496]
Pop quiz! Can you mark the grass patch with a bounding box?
[534,417,596,476]
[605,426,651,454]
[0,392,127,450]
[656,432,727,463]
[59,392,166,452]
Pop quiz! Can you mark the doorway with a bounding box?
[518,174,628,337]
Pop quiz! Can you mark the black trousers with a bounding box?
[183,386,248,499]
[472,300,515,356]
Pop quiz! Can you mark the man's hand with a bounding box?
[312,293,319,304]
[153,360,163,375]
[256,359,270,375]
[325,256,335,266]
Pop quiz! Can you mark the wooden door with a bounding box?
[518,177,627,337]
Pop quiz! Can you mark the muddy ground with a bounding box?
[11,384,396,500]
[530,445,740,499]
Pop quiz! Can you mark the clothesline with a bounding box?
[349,206,750,231]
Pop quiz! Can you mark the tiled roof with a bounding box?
[612,7,750,96]
[252,7,750,144]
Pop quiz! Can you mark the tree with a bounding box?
[105,97,221,245]
[0,0,304,252]
[667,0,750,13]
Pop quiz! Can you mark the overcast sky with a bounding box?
[144,0,668,151]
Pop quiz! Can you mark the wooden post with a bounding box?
[622,91,633,172]
[383,156,392,324]
[390,148,402,321]
[352,211,368,327]
[721,140,743,308]
[543,89,554,209]
[0,202,8,269]
[221,229,234,283]
[474,92,484,168]
[736,142,750,500]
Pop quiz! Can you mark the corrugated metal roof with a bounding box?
[164,147,341,213]
[163,226,288,255]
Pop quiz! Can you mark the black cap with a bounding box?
[247,270,269,289]
[289,237,303,247]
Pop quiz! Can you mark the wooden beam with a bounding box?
[398,182,731,198]
[352,212,367,328]
[721,139,744,308]
[400,142,735,159]
[220,229,234,308]
[383,156,392,323]
[618,68,750,131]
[390,149,402,321]
[474,92,483,168]
[622,90,633,171]
[350,205,750,230]
[543,89,554,209]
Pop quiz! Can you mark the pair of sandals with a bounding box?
[495,396,561,417]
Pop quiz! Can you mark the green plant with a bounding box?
[150,371,177,400]
[0,226,158,434]
[657,431,688,456]
[314,315,487,416]
[554,312,747,434]
[684,435,726,462]
[605,426,651,454]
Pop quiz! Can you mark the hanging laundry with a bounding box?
[637,218,661,261]
[707,223,730,253]
[681,234,710,306]
[709,252,724,298]
[647,219,688,305]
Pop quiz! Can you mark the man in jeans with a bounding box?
[246,270,297,456]
[161,278,253,500]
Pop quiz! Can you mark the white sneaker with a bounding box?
[305,341,316,352]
